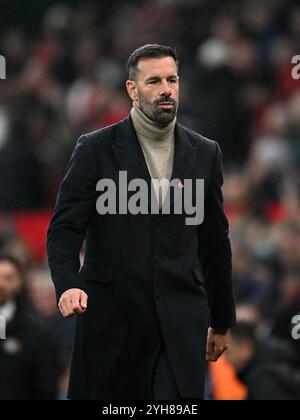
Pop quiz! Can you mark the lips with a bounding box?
[158,102,174,109]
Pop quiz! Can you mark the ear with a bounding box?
[126,80,139,102]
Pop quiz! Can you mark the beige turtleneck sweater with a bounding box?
[130,103,175,208]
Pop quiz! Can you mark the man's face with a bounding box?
[225,338,253,373]
[0,261,22,305]
[126,56,179,127]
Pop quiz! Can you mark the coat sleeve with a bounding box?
[197,141,236,329]
[47,135,97,302]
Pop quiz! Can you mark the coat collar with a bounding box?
[112,115,198,212]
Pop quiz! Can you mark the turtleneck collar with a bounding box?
[130,102,176,141]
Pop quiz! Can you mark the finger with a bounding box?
[218,347,228,357]
[207,351,221,362]
[71,293,84,314]
[206,351,218,362]
[207,355,218,362]
[215,345,227,355]
[79,292,88,310]
[206,343,213,355]
[64,296,75,317]
[206,337,214,355]
[71,292,80,307]
[58,298,67,317]
[60,301,71,318]
[58,301,65,317]
[73,306,85,314]
[210,347,227,362]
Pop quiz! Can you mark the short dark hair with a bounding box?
[230,322,257,344]
[0,254,24,279]
[127,44,178,81]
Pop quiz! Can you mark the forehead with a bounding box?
[0,261,19,276]
[137,56,177,79]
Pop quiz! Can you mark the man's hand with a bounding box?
[58,289,88,318]
[206,327,229,362]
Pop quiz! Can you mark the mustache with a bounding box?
[154,96,177,106]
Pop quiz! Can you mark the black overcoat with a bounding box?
[47,116,235,400]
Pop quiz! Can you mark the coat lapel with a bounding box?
[167,123,198,208]
[112,116,198,214]
[112,116,151,184]
[112,116,156,212]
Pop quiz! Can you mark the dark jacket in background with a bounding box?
[0,304,60,400]
[240,339,300,401]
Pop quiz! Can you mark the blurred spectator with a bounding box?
[0,255,60,400]
[235,303,263,330]
[0,99,50,210]
[226,322,300,400]
[26,265,75,358]
[272,269,300,362]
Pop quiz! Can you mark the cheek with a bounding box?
[173,87,179,99]
[139,90,154,105]
[10,280,22,294]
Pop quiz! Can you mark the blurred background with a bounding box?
[0,0,299,400]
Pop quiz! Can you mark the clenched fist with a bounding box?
[58,288,88,318]
[206,327,229,362]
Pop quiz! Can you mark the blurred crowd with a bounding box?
[0,0,299,400]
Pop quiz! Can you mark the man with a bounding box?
[47,44,236,400]
[225,322,300,400]
[0,255,60,400]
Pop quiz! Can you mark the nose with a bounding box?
[159,79,172,97]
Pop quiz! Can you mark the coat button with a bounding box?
[155,256,163,263]
[158,219,164,227]
[156,294,163,301]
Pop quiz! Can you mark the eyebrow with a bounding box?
[145,75,178,82]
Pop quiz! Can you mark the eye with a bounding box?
[148,80,159,85]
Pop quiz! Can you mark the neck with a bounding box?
[130,102,176,141]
